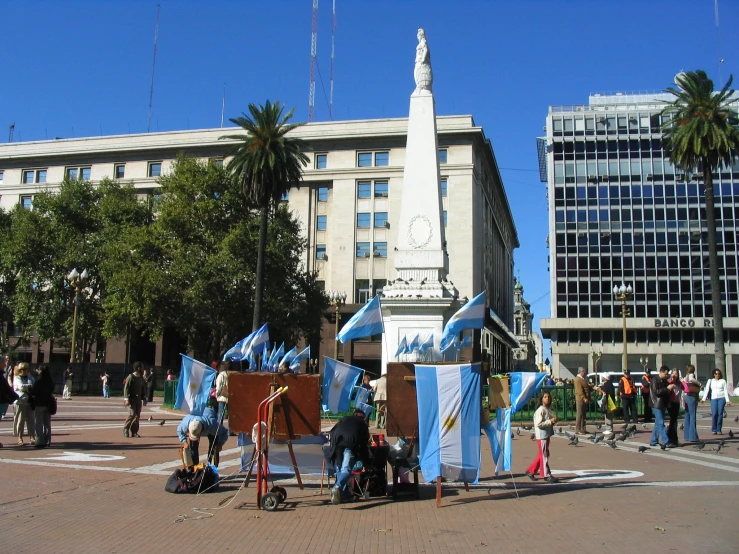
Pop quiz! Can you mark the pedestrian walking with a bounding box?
[682,364,701,442]
[649,366,675,449]
[618,369,638,427]
[0,356,18,420]
[62,367,73,399]
[525,391,559,483]
[13,363,36,446]
[596,375,616,435]
[123,362,145,438]
[29,365,54,448]
[666,369,682,447]
[573,367,591,434]
[702,369,732,435]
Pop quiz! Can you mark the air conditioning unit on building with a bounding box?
[383,221,390,229]
[364,252,371,258]
[600,175,609,182]
[373,252,381,257]
[587,175,597,183]
[647,174,653,181]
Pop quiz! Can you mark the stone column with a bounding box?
[655,353,664,370]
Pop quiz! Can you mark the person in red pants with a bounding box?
[525,391,559,484]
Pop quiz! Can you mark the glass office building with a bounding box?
[539,92,739,384]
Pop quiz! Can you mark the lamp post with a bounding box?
[592,351,602,373]
[328,290,347,359]
[309,358,318,374]
[612,283,633,371]
[639,356,649,372]
[67,268,89,363]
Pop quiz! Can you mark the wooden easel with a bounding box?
[243,378,304,490]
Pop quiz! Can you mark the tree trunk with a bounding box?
[252,203,269,331]
[703,168,726,373]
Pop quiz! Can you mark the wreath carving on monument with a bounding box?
[407,214,433,249]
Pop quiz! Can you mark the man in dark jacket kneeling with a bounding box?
[328,410,370,505]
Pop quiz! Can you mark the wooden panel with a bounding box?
[228,373,321,438]
[386,362,418,438]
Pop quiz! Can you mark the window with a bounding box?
[81,167,91,181]
[357,151,389,167]
[316,244,327,259]
[316,215,327,230]
[438,149,448,164]
[315,153,327,169]
[374,181,388,197]
[115,164,125,179]
[443,210,448,226]
[0,170,3,182]
[20,195,33,210]
[373,242,387,257]
[357,182,372,198]
[356,242,371,257]
[22,169,46,183]
[280,190,289,202]
[148,162,162,177]
[357,213,371,228]
[66,168,78,180]
[317,187,329,202]
[357,152,373,167]
[440,179,447,197]
[210,158,224,167]
[374,212,388,228]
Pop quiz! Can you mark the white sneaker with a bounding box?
[330,487,341,505]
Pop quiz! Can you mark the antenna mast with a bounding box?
[329,0,336,120]
[715,0,724,87]
[8,123,14,143]
[221,82,226,128]
[147,4,161,133]
[308,0,318,122]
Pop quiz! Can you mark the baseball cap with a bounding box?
[188,419,203,441]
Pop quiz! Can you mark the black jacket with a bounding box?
[328,415,370,466]
[649,376,670,411]
[30,375,55,408]
[0,375,19,404]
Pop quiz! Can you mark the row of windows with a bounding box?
[551,113,663,137]
[554,183,739,201]
[316,211,448,232]
[555,206,738,224]
[315,179,448,202]
[15,162,161,185]
[555,252,739,273]
[315,242,389,259]
[555,329,739,345]
[555,302,739,319]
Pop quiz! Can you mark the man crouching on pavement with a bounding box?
[328,409,371,505]
[178,406,228,467]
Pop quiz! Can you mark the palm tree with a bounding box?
[661,70,739,373]
[221,101,309,331]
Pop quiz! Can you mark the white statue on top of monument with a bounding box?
[414,28,433,94]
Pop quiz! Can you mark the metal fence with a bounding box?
[163,379,178,408]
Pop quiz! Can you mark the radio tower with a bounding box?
[308,0,318,122]
[329,0,336,120]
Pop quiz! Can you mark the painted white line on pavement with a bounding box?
[132,447,243,472]
[0,422,178,434]
[0,457,170,476]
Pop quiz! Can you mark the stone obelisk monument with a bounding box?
[381,28,458,372]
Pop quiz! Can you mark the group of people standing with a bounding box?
[0,358,55,448]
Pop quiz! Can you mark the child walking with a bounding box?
[525,391,559,483]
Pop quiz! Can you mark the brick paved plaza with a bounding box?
[1,397,737,553]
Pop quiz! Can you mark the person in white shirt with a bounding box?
[525,391,559,484]
[12,363,36,446]
[702,369,732,435]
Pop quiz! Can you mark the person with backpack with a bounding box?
[618,369,638,428]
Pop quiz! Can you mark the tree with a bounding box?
[220,100,309,331]
[661,70,739,373]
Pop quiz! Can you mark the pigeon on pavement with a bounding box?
[595,423,602,429]
[530,433,536,441]
[641,423,648,429]
[723,411,727,419]
[569,436,579,446]
[694,442,706,450]
[729,430,734,439]
[594,435,604,444]
[588,433,596,441]
[148,415,153,422]
[516,427,521,436]
[159,419,166,426]
[679,423,684,430]
[712,444,722,453]
[638,446,648,453]
[734,416,739,423]
[607,440,617,449]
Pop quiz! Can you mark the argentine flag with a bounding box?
[222,329,257,362]
[336,295,384,343]
[509,372,549,414]
[289,346,310,371]
[175,354,216,416]
[280,346,298,368]
[418,333,434,354]
[394,336,408,359]
[483,407,512,476]
[457,333,473,350]
[415,363,481,483]
[440,334,458,354]
[354,386,373,418]
[408,333,420,353]
[245,323,270,364]
[322,357,363,413]
[268,343,284,371]
[441,291,485,343]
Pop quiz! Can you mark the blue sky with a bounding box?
[3,1,738,350]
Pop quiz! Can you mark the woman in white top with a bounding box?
[525,391,559,483]
[703,369,732,434]
[12,363,36,446]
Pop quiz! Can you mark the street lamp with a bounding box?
[68,268,89,363]
[328,290,347,359]
[639,356,649,372]
[309,358,318,374]
[592,351,602,372]
[612,283,633,371]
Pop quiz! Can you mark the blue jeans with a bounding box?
[334,448,355,493]
[103,386,110,398]
[711,398,726,433]
[683,395,699,442]
[650,407,669,446]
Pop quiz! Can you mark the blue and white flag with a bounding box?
[280,346,298,368]
[394,336,408,359]
[245,323,270,364]
[322,357,363,414]
[268,343,284,371]
[222,329,258,362]
[509,372,549,414]
[483,407,512,476]
[408,333,420,353]
[354,386,373,418]
[415,363,481,484]
[441,291,485,343]
[289,346,310,371]
[457,333,473,350]
[175,354,216,416]
[336,295,384,343]
[259,343,271,371]
[418,333,434,354]
[440,334,458,354]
